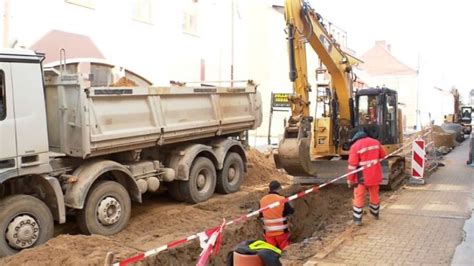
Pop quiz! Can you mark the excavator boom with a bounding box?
[275,0,360,177]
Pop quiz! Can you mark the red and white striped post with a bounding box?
[410,138,426,183]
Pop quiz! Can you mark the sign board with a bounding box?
[271,93,292,108]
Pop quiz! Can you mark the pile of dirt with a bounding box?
[244,149,290,187]
[110,77,137,87]
[0,235,138,266]
[432,125,456,148]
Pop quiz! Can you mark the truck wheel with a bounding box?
[179,157,216,204]
[216,152,244,194]
[76,181,131,235]
[0,195,54,257]
[168,181,185,202]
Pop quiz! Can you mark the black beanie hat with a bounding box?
[269,180,282,192]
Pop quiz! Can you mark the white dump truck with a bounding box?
[0,50,262,256]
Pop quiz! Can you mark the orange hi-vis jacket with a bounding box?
[259,193,290,237]
[347,137,386,186]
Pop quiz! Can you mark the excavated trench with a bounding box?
[144,185,353,265]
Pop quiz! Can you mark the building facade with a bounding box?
[359,41,419,129]
[1,0,251,85]
[1,0,356,148]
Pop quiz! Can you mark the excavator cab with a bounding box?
[459,106,472,134]
[354,87,400,147]
[352,87,405,188]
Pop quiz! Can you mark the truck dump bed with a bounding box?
[44,71,262,158]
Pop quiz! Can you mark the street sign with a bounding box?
[271,93,292,108]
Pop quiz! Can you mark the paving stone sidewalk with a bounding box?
[304,141,474,266]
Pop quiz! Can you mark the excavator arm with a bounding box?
[275,0,361,176]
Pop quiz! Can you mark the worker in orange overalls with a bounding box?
[347,129,386,226]
[259,180,294,250]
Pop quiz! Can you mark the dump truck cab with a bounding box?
[0,50,52,184]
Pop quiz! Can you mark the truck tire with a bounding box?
[179,157,216,204]
[168,181,185,202]
[76,181,131,235]
[216,152,245,194]
[0,195,54,257]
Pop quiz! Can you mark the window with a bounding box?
[131,0,152,24]
[65,0,95,9]
[357,95,378,125]
[0,71,6,121]
[386,94,397,142]
[183,0,199,36]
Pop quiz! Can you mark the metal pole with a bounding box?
[428,113,439,171]
[415,53,421,130]
[268,105,274,145]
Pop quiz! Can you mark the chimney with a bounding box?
[375,40,386,47]
[376,40,391,52]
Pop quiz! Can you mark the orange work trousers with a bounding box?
[353,184,380,208]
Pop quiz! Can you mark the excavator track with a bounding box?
[381,156,406,190]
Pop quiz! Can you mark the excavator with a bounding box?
[273,0,405,188]
[444,88,472,135]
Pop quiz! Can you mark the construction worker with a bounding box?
[368,98,377,124]
[259,180,294,250]
[227,239,282,266]
[347,129,386,226]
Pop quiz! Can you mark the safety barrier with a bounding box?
[110,129,434,266]
[411,138,426,177]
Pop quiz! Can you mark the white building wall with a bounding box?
[3,0,248,85]
[364,74,418,129]
[244,2,325,147]
[1,0,349,148]
[245,2,291,146]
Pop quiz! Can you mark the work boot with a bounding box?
[369,204,380,220]
[353,206,363,226]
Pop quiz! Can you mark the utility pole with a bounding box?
[416,53,421,130]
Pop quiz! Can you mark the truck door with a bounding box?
[0,62,18,178]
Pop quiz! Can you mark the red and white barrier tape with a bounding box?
[196,219,226,266]
[112,129,433,266]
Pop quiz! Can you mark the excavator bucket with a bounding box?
[274,137,318,177]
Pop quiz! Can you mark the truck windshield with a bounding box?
[0,70,5,121]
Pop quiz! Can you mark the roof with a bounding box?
[0,49,37,56]
[359,41,416,76]
[358,87,397,96]
[30,30,105,64]
[0,49,43,63]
